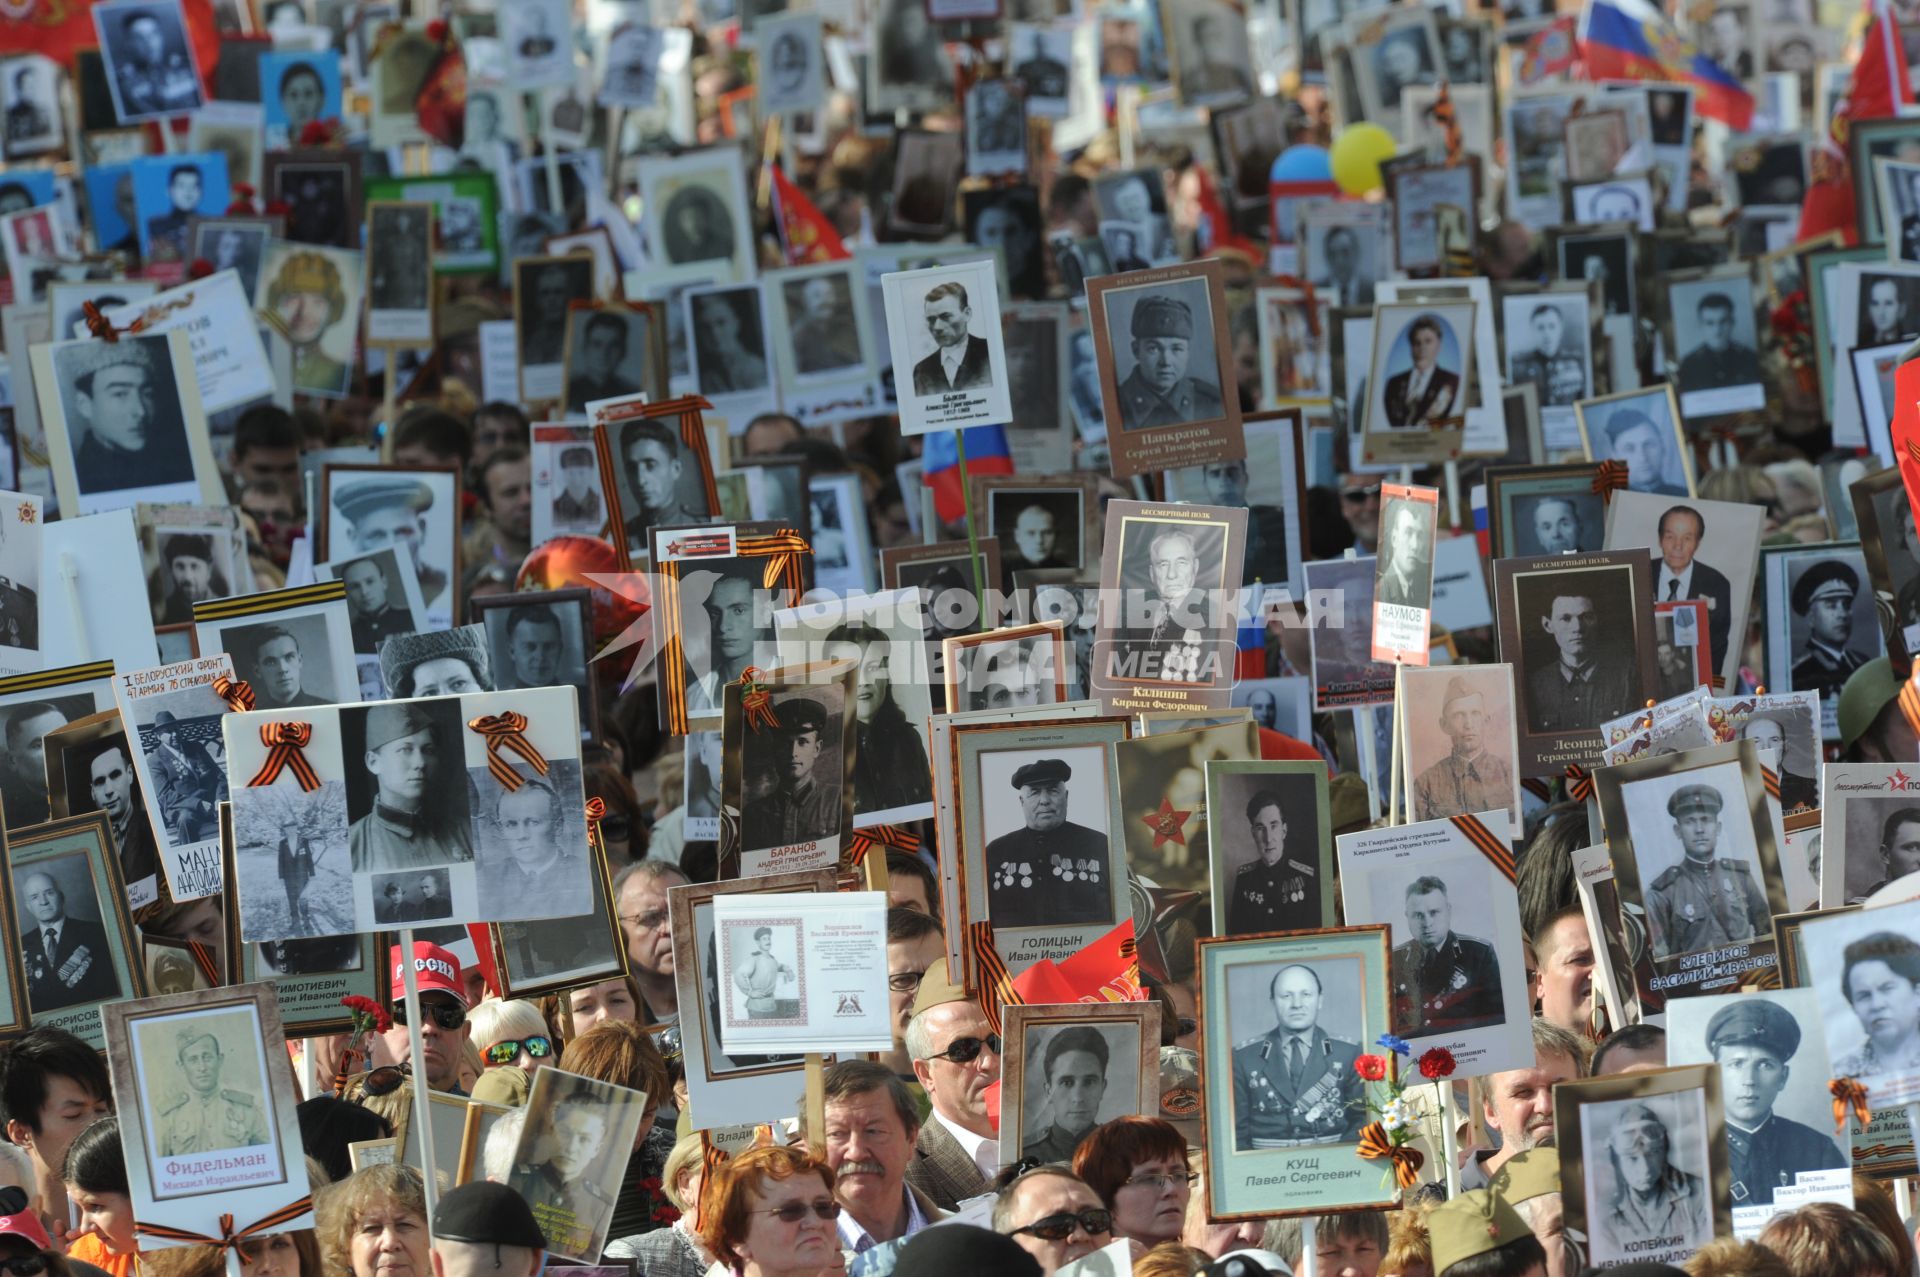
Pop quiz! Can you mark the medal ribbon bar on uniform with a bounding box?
[248,722,321,792]
[468,711,550,791]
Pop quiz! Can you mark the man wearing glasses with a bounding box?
[884,908,946,1081]
[376,941,472,1095]
[903,961,1000,1209]
[613,860,689,1023]
[822,1060,948,1252]
[994,1168,1113,1275]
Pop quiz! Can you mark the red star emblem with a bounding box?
[1894,768,1913,791]
[1143,798,1192,849]
[666,541,683,555]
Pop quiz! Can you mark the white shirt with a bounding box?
[1404,365,1431,404]
[835,1185,929,1253]
[933,1109,998,1181]
[939,342,966,385]
[1657,561,1695,601]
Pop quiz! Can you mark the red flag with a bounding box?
[1798,3,1912,244]
[769,164,849,265]
[1519,15,1580,85]
[7,0,220,97]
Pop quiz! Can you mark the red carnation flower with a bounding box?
[425,18,448,40]
[1418,1048,1456,1080]
[1354,1053,1389,1081]
[187,257,215,280]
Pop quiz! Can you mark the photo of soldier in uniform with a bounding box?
[1104,516,1231,687]
[341,699,474,878]
[1577,1090,1716,1267]
[1097,278,1226,432]
[474,591,595,737]
[1628,780,1771,963]
[15,851,124,1015]
[1579,390,1693,496]
[549,445,605,536]
[1502,295,1591,409]
[739,691,844,852]
[1016,1021,1143,1163]
[150,1021,270,1155]
[611,419,715,558]
[1402,666,1520,824]
[507,1070,647,1260]
[1228,962,1365,1150]
[1668,275,1765,410]
[1213,767,1329,936]
[1387,871,1504,1037]
[562,309,660,413]
[94,0,204,122]
[978,751,1114,930]
[2,57,61,158]
[328,549,423,659]
[221,617,339,709]
[324,470,458,624]
[1781,554,1875,703]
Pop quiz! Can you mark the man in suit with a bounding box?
[1231,964,1364,1149]
[85,740,157,899]
[1382,314,1460,428]
[149,711,223,843]
[342,556,413,656]
[1791,561,1868,700]
[1376,498,1432,609]
[243,625,326,710]
[1653,504,1732,680]
[912,281,993,394]
[19,870,119,1011]
[564,313,640,411]
[904,960,997,1210]
[1115,295,1225,431]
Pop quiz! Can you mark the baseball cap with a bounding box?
[389,941,467,1007]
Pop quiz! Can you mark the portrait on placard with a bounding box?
[36,333,205,512]
[365,203,433,346]
[866,0,956,116]
[1229,676,1310,739]
[515,255,598,400]
[687,283,775,406]
[1,57,63,158]
[259,50,340,147]
[1485,465,1607,559]
[1207,761,1332,937]
[756,13,824,115]
[966,734,1124,933]
[0,668,118,831]
[45,715,158,907]
[1822,766,1920,905]
[257,241,363,398]
[773,263,868,385]
[474,589,597,740]
[1570,176,1655,231]
[220,614,347,711]
[965,186,1046,301]
[1666,268,1766,418]
[14,843,128,1015]
[190,218,273,300]
[130,151,228,264]
[1088,262,1244,459]
[1578,386,1695,497]
[1503,294,1592,410]
[644,150,752,279]
[1304,555,1395,710]
[533,428,609,542]
[1763,544,1878,739]
[1566,1075,1723,1268]
[378,624,494,699]
[1799,900,1920,1109]
[322,466,460,626]
[964,78,1026,177]
[264,151,362,251]
[1558,230,1636,319]
[599,413,718,566]
[988,485,1087,576]
[1400,665,1520,825]
[1718,692,1819,814]
[1375,488,1437,612]
[947,623,1068,715]
[473,757,591,923]
[1002,1004,1160,1167]
[1368,305,1466,432]
[94,0,205,122]
[1165,0,1254,107]
[326,548,426,661]
[881,258,1013,436]
[562,306,663,413]
[1009,26,1072,121]
[506,1069,648,1260]
[1602,490,1763,696]
[650,526,788,731]
[1096,506,1243,695]
[1115,721,1256,895]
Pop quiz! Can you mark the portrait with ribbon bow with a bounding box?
[653,522,809,736]
[730,669,853,873]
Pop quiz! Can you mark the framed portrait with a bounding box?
[667,869,837,1128]
[764,260,879,425]
[1492,550,1658,774]
[1849,115,1920,247]
[1162,0,1254,108]
[772,588,936,827]
[1653,598,1714,701]
[258,48,340,146]
[1360,299,1475,464]
[1015,575,1098,701]
[589,395,720,570]
[1851,341,1907,458]
[650,521,809,735]
[262,148,361,249]
[755,12,825,114]
[1555,1066,1729,1267]
[974,475,1098,584]
[1576,384,1697,498]
[141,932,215,995]
[514,254,598,404]
[1802,897,1920,1108]
[506,1069,650,1261]
[1819,764,1920,907]
[1196,925,1395,1219]
[1008,26,1073,122]
[1390,161,1480,277]
[880,256,1011,436]
[953,716,1132,982]
[944,622,1070,716]
[1600,490,1761,695]
[363,200,434,347]
[103,983,310,1239]
[42,710,161,912]
[394,1087,485,1194]
[255,239,363,399]
[0,661,119,831]
[1336,810,1532,1075]
[1115,719,1258,896]
[1228,676,1311,740]
[1593,740,1790,996]
[92,0,205,123]
[880,539,1007,664]
[1571,843,1662,1030]
[969,188,1048,301]
[184,217,275,306]
[885,128,965,240]
[111,654,237,904]
[470,588,599,742]
[708,890,889,1055]
[1848,467,1920,675]
[1303,555,1396,711]
[963,77,1027,177]
[806,473,877,596]
[1760,542,1878,740]
[1000,1002,1162,1169]
[31,329,222,517]
[531,423,611,545]
[362,172,499,275]
[190,581,358,725]
[1206,759,1333,937]
[1553,226,1638,321]
[717,660,857,879]
[1164,409,1308,595]
[488,815,628,1001]
[560,300,666,414]
[1483,462,1608,562]
[1092,501,1247,714]
[317,464,462,629]
[1662,265,1767,420]
[640,146,755,280]
[1711,691,1821,827]
[2,812,141,1048]
[1398,664,1521,825]
[1,55,64,159]
[316,545,429,695]
[685,281,778,422]
[1501,289,1594,443]
[1251,286,1334,410]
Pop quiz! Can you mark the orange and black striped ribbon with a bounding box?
[1760,765,1781,801]
[661,531,812,737]
[1563,764,1595,804]
[741,529,812,595]
[468,712,549,791]
[1450,813,1515,882]
[1831,1077,1871,1133]
[1899,671,1920,743]
[248,722,320,791]
[848,824,920,865]
[137,1197,313,1248]
[213,676,254,713]
[1591,460,1628,501]
[737,668,779,733]
[1355,1122,1424,1189]
[1521,778,1552,804]
[967,921,1020,1037]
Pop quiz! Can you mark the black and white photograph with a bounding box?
[1664,267,1768,418]
[1302,202,1386,308]
[221,614,348,710]
[771,587,936,827]
[1164,0,1254,107]
[756,13,824,114]
[1399,664,1521,824]
[1557,228,1637,318]
[964,78,1027,177]
[686,282,777,417]
[1000,1004,1161,1166]
[263,151,361,251]
[532,426,608,543]
[1206,760,1333,937]
[1665,988,1851,1208]
[1502,293,1593,411]
[596,405,719,565]
[45,715,160,912]
[1702,1,1755,76]
[1092,169,1173,260]
[371,869,451,924]
[641,148,755,281]
[1578,385,1696,497]
[768,263,871,394]
[143,517,240,631]
[2,56,62,157]
[473,756,592,922]
[722,920,802,1024]
[1799,900,1920,1108]
[1819,764,1920,905]
[1228,675,1310,738]
[1570,176,1657,231]
[320,465,461,628]
[1390,163,1477,277]
[93,0,205,122]
[1009,26,1072,120]
[683,730,723,841]
[1165,413,1305,591]
[945,622,1069,714]
[1603,490,1763,694]
[1490,472,1607,559]
[10,835,133,1023]
[473,588,598,740]
[33,331,213,515]
[1373,483,1438,640]
[1350,6,1439,116]
[807,474,875,596]
[0,492,41,674]
[1094,503,1246,703]
[650,523,791,732]
[498,0,574,87]
[1304,555,1396,711]
[1763,543,1879,738]
[562,304,666,412]
[142,935,210,995]
[0,666,118,831]
[600,22,667,108]
[1875,156,1920,262]
[724,677,854,876]
[864,0,957,116]
[321,547,428,663]
[190,218,274,300]
[1562,1071,1725,1269]
[880,257,1013,435]
[1731,135,1810,208]
[515,255,599,404]
[965,186,1046,301]
[378,624,494,699]
[1361,301,1474,463]
[986,482,1090,576]
[889,128,967,239]
[114,659,234,904]
[505,1067,649,1261]
[365,202,433,347]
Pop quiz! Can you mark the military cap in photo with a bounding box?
[1440,676,1481,712]
[1790,560,1859,614]
[909,955,971,1019]
[336,477,433,528]
[162,533,213,565]
[1130,295,1193,341]
[1485,1146,1558,1206]
[1666,784,1723,819]
[1428,1189,1532,1274]
[1603,407,1658,444]
[1705,997,1801,1061]
[64,337,158,384]
[1010,758,1071,789]
[431,1181,547,1249]
[176,1026,220,1056]
[774,696,827,737]
[560,446,595,467]
[365,702,436,753]
[379,625,491,699]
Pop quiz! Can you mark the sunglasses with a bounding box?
[1013,1209,1113,1241]
[390,999,467,1031]
[754,1199,840,1224]
[1340,484,1381,503]
[482,1035,553,1067]
[921,1032,1001,1065]
[361,1064,410,1097]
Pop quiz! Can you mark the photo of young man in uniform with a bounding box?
[1639,783,1770,962]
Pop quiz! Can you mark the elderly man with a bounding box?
[1651,505,1731,677]
[66,339,195,493]
[904,961,1000,1209]
[1226,788,1317,936]
[1021,1027,1110,1162]
[1592,1103,1711,1259]
[1390,876,1504,1036]
[429,1181,547,1277]
[348,703,473,873]
[1112,525,1212,683]
[613,859,688,1022]
[510,1093,615,1254]
[1232,963,1364,1149]
[983,758,1109,928]
[1704,999,1847,1206]
[1530,497,1587,557]
[376,941,472,1094]
[156,1029,267,1155]
[341,556,412,655]
[1116,295,1224,431]
[913,281,992,393]
[18,871,119,1011]
[1525,590,1636,732]
[1644,785,1769,962]
[1461,1020,1585,1189]
[158,534,224,624]
[1790,561,1867,699]
[994,1168,1114,1275]
[1412,677,1513,820]
[336,477,447,612]
[824,1060,947,1253]
[741,697,840,849]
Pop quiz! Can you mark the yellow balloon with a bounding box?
[1330,123,1397,197]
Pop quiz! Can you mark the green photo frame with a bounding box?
[363,172,500,275]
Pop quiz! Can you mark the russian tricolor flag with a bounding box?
[922,425,1015,524]
[1578,0,1754,131]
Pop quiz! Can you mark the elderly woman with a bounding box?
[560,1022,674,1240]
[467,999,554,1106]
[697,1145,839,1277]
[1073,1117,1194,1251]
[1834,931,1920,1077]
[609,1132,715,1276]
[316,1165,428,1277]
[62,1119,136,1277]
